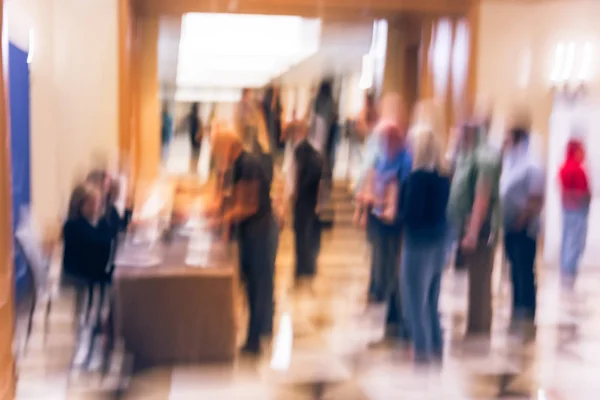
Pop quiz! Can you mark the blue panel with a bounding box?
[8,42,31,303]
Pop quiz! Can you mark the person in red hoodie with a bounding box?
[559,138,591,289]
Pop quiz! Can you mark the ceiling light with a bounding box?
[177,13,321,90]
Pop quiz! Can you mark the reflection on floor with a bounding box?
[15,138,600,399]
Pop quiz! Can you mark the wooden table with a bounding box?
[114,240,238,367]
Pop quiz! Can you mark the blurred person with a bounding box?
[354,93,404,196]
[86,169,111,216]
[358,123,411,306]
[500,110,544,328]
[400,127,450,363]
[102,179,131,281]
[310,79,337,156]
[447,121,502,336]
[310,78,338,226]
[209,129,279,355]
[184,102,203,173]
[448,100,493,175]
[559,138,590,290]
[285,119,323,283]
[262,84,284,152]
[282,108,301,174]
[354,93,412,335]
[474,99,493,135]
[355,91,379,141]
[161,101,173,161]
[62,183,112,324]
[351,91,379,172]
[236,88,274,187]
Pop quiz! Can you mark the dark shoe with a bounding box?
[240,343,261,356]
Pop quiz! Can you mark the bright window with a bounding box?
[177,13,321,88]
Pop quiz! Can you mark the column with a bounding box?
[465,0,481,111]
[381,20,404,96]
[133,16,160,184]
[118,0,133,167]
[0,1,16,397]
[444,19,457,140]
[418,18,436,100]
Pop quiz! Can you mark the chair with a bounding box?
[14,235,51,353]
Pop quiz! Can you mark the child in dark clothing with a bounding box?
[62,183,112,324]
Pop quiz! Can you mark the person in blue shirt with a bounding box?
[354,94,412,338]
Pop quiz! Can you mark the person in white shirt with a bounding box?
[500,110,545,329]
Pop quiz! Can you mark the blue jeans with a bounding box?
[401,235,446,360]
[561,207,589,284]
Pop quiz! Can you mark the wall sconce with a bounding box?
[550,41,593,101]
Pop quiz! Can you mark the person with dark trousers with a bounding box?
[62,183,112,326]
[207,129,279,355]
[500,110,544,332]
[161,101,173,161]
[310,78,338,228]
[447,121,502,337]
[187,102,203,173]
[286,121,323,283]
[355,94,412,338]
[262,84,283,153]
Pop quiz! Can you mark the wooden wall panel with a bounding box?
[134,0,470,17]
[465,0,480,112]
[135,16,161,183]
[118,0,133,164]
[418,18,435,100]
[0,1,16,397]
[129,15,141,199]
[381,21,404,96]
[444,19,457,141]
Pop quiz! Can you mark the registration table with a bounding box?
[114,237,239,368]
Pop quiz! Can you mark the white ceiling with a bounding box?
[158,14,374,101]
[280,20,373,85]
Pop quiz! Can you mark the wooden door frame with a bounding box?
[118,0,475,186]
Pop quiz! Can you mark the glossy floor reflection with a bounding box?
[16,137,600,399]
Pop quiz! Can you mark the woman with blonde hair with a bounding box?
[208,128,279,355]
[236,88,274,186]
[399,127,450,364]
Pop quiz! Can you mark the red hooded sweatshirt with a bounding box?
[559,139,590,209]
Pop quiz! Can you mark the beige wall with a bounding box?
[476,0,600,155]
[7,0,119,227]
